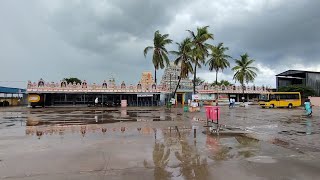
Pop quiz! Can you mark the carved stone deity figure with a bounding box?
[27,81,32,88]
[38,78,45,87]
[102,80,107,88]
[243,85,246,91]
[137,82,142,90]
[72,82,77,88]
[204,83,208,90]
[121,81,126,89]
[50,82,55,88]
[61,80,67,88]
[82,80,87,88]
[152,84,156,90]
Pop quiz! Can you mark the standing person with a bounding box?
[232,98,235,108]
[304,98,312,117]
[229,98,232,108]
[94,97,99,107]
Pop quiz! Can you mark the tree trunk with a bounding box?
[215,70,218,85]
[242,84,245,103]
[193,62,197,94]
[154,67,157,84]
[172,76,181,98]
[215,70,218,106]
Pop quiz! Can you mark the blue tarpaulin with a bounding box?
[0,86,26,94]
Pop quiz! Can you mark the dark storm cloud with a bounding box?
[211,0,320,66]
[48,0,191,54]
[0,0,319,88]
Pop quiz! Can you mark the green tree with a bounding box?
[206,43,231,85]
[211,80,233,86]
[187,26,214,94]
[232,53,258,103]
[278,85,316,98]
[193,77,205,86]
[144,30,173,84]
[171,38,194,98]
[63,77,82,84]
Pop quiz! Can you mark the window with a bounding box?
[279,94,287,99]
[277,94,299,99]
[270,94,276,100]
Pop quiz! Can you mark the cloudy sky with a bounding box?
[0,0,319,88]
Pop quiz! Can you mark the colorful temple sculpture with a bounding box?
[140,71,154,87]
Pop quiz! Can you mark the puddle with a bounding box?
[206,135,260,161]
[246,156,277,163]
[1,106,320,179]
[23,109,173,127]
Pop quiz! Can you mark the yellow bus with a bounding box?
[258,92,301,108]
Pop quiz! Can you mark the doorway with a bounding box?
[177,94,183,105]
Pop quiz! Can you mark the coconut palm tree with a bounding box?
[232,53,258,103]
[187,26,214,94]
[144,30,173,84]
[171,38,194,98]
[206,43,231,85]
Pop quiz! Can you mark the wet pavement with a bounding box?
[0,106,320,180]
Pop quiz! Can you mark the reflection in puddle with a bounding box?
[25,125,161,138]
[206,135,260,161]
[144,129,209,180]
[142,128,262,179]
[306,119,312,135]
[24,109,173,127]
[246,156,277,163]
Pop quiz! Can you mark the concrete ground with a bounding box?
[0,105,319,180]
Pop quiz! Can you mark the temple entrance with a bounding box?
[177,93,183,105]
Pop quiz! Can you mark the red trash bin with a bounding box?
[210,106,220,121]
[205,106,220,121]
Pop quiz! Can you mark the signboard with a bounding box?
[192,94,199,100]
[218,93,229,102]
[28,94,40,103]
[200,94,215,100]
[137,94,153,97]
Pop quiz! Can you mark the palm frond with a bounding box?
[143,46,153,57]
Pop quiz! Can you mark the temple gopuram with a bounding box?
[140,71,154,87]
[160,62,193,105]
